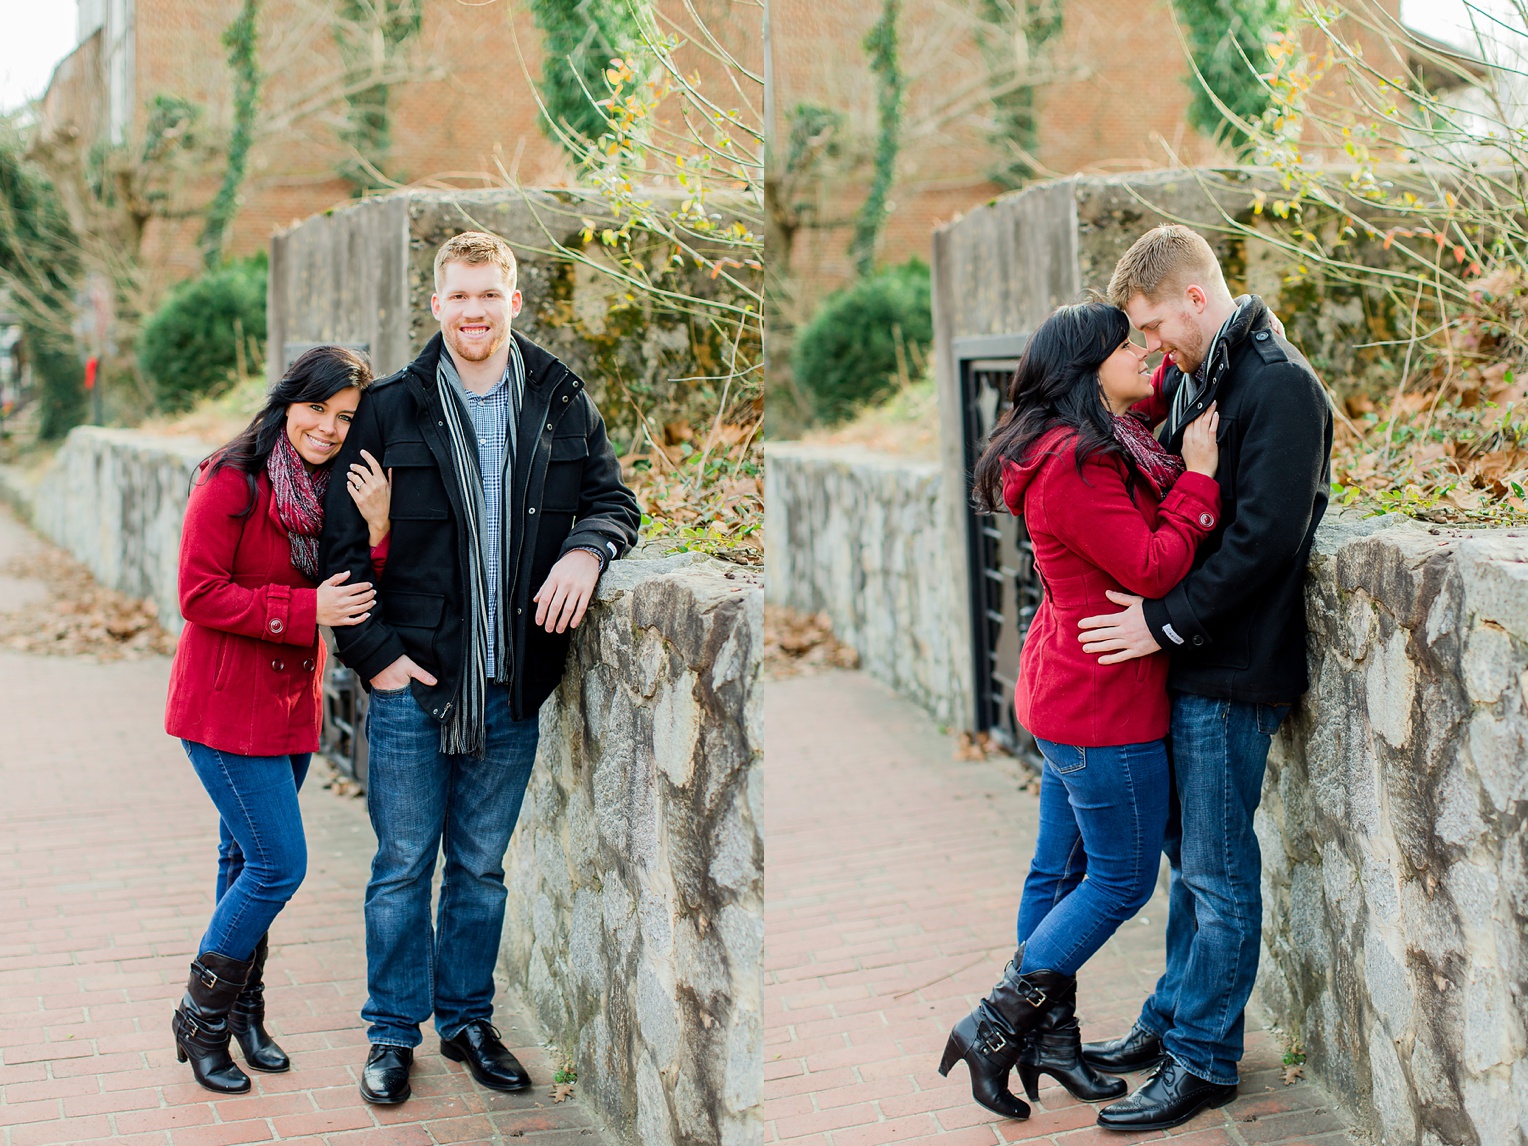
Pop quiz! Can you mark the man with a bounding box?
[320,231,640,1105]
[1075,225,1332,1131]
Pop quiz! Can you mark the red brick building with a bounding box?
[41,0,759,298]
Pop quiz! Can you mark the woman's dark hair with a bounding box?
[200,344,373,516]
[971,301,1135,514]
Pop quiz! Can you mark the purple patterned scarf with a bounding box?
[1113,412,1185,499]
[266,432,331,580]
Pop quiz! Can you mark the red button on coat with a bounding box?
[1199,512,1215,528]
[269,618,283,634]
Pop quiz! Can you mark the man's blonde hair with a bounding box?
[433,231,518,294]
[1107,224,1226,307]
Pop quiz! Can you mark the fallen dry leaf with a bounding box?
[0,547,176,660]
[551,1082,575,1103]
[1282,1064,1304,1085]
[763,606,859,678]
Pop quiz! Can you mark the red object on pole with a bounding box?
[84,357,99,391]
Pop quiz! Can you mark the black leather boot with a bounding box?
[228,934,289,1073]
[1097,1057,1237,1130]
[172,951,254,1094]
[937,949,1057,1120]
[1015,972,1127,1102]
[1081,1022,1165,1073]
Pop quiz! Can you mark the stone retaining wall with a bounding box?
[1259,515,1528,1146]
[763,443,965,727]
[502,553,763,1146]
[6,428,764,1146]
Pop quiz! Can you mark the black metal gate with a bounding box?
[956,334,1044,765]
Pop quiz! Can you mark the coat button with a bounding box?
[302,659,315,671]
[1255,331,1270,340]
[1191,636,1204,647]
[562,395,569,402]
[432,708,440,716]
[516,607,523,615]
[1199,513,1215,528]
[268,618,283,634]
[546,423,553,431]
[528,507,536,514]
[271,658,285,671]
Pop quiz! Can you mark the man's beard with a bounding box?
[447,324,506,363]
[1169,326,1208,375]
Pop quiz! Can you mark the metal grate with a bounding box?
[320,630,370,790]
[958,338,1044,767]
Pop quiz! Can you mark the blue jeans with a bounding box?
[1138,692,1290,1086]
[361,683,539,1048]
[182,741,310,962]
[1015,739,1169,976]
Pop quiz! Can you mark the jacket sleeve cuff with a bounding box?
[1144,587,1211,650]
[561,530,623,567]
[334,624,407,685]
[284,587,319,646]
[262,585,293,643]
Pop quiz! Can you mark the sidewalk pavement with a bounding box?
[764,669,1361,1146]
[0,505,608,1146]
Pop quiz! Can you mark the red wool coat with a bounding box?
[1002,426,1221,747]
[164,463,325,756]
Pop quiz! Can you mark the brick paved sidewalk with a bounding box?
[0,506,608,1146]
[764,670,1360,1146]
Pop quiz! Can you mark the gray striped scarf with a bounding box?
[435,340,526,757]
[1169,295,1251,437]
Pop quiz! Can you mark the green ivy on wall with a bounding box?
[850,0,902,278]
[200,0,261,269]
[977,0,1062,188]
[527,0,646,153]
[333,0,424,195]
[1177,0,1288,151]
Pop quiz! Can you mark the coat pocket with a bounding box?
[211,633,233,691]
[382,591,446,668]
[541,436,588,512]
[383,441,449,520]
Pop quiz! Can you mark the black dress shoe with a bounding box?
[1081,1023,1164,1073]
[359,1044,413,1105]
[440,1021,531,1092]
[1097,1058,1237,1131]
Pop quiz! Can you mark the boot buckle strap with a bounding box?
[190,960,221,989]
[976,1019,1011,1056]
[1017,980,1048,1009]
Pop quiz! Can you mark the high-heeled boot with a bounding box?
[937,949,1055,1119]
[1015,971,1127,1102]
[228,934,289,1073]
[172,950,253,1094]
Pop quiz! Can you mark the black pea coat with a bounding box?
[1140,298,1334,703]
[319,331,641,722]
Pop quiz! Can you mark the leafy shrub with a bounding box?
[138,256,266,412]
[792,259,931,424]
[31,330,87,441]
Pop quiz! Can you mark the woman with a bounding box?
[938,302,1221,1120]
[164,345,392,1094]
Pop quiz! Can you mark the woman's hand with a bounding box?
[316,570,375,628]
[1182,403,1219,478]
[346,450,392,548]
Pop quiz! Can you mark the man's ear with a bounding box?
[430,293,442,320]
[1185,284,1208,312]
[510,290,524,319]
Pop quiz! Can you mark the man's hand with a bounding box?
[534,550,602,634]
[1078,591,1161,664]
[370,655,439,691]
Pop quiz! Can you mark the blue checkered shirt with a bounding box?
[443,360,519,677]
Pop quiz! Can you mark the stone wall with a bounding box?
[502,553,763,1146]
[1258,515,1528,1146]
[19,427,210,635]
[763,443,965,727]
[5,428,764,1146]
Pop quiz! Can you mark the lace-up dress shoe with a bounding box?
[440,1021,531,1091]
[359,1044,413,1105]
[1081,1023,1165,1073]
[1097,1057,1237,1131]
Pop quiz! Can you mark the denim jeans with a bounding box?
[1138,692,1290,1085]
[1015,738,1169,976]
[182,740,310,962]
[361,682,539,1048]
